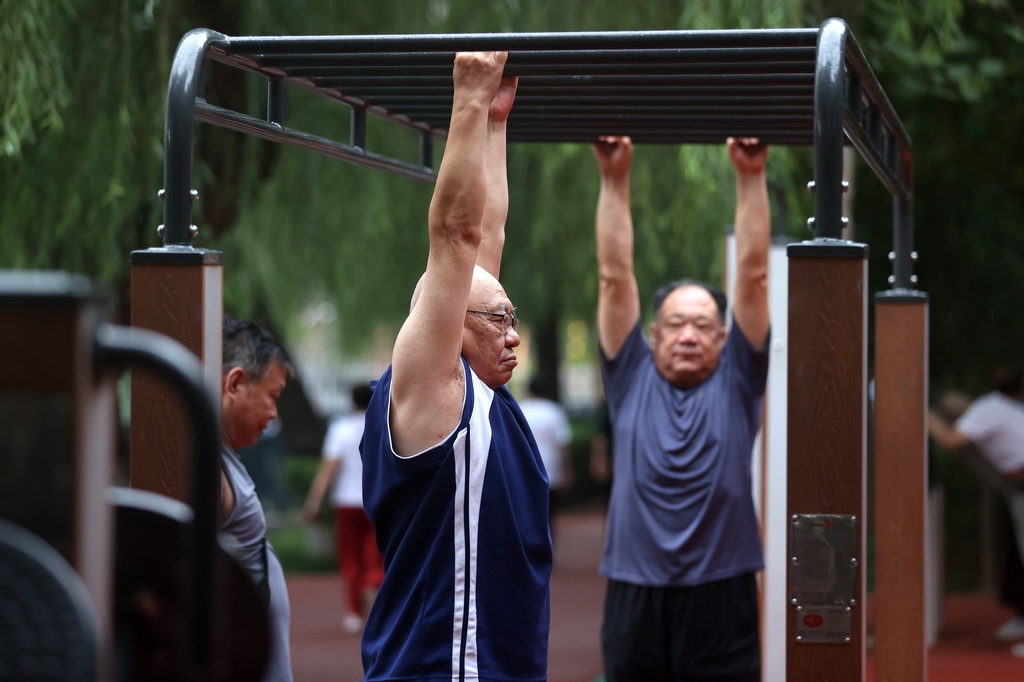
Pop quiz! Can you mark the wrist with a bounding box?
[735,166,767,180]
[601,172,630,192]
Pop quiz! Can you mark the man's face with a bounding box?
[648,285,726,389]
[462,279,521,390]
[221,358,288,451]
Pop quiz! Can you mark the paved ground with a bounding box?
[913,595,1024,682]
[287,506,1024,681]
[287,509,606,682]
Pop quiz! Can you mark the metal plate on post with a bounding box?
[789,514,858,604]
[790,514,858,644]
[795,604,853,644]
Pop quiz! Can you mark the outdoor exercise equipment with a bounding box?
[0,518,97,681]
[0,270,262,681]
[112,487,268,681]
[133,17,927,681]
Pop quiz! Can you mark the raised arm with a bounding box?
[727,137,771,350]
[593,136,641,359]
[389,52,513,456]
[476,75,518,277]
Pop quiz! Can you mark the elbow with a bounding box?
[597,244,634,282]
[738,266,769,297]
[429,171,487,240]
[598,267,630,293]
[430,203,484,248]
[751,268,769,295]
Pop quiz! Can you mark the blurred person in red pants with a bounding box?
[303,382,383,633]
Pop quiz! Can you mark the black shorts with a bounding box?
[601,574,760,682]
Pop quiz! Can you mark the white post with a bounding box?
[726,235,789,681]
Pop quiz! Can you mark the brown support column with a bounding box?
[873,292,929,681]
[786,241,868,681]
[130,248,223,503]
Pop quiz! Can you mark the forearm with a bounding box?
[303,473,329,511]
[595,173,634,281]
[733,170,770,278]
[477,116,508,277]
[302,462,336,518]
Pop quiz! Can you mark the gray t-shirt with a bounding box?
[221,445,293,682]
[599,320,769,586]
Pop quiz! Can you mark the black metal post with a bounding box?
[163,29,226,246]
[351,107,366,150]
[891,191,916,290]
[811,18,847,240]
[268,78,285,126]
[420,131,434,170]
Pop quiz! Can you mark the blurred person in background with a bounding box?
[519,375,574,543]
[302,382,383,634]
[929,366,1024,653]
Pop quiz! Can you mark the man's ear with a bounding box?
[648,321,658,350]
[223,366,248,397]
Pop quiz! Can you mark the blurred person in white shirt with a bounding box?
[519,375,573,542]
[302,383,383,633]
[929,366,1024,650]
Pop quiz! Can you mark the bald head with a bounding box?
[410,265,498,312]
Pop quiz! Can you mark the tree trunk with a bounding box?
[532,306,562,401]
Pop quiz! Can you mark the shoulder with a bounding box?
[369,361,469,460]
[958,393,1017,431]
[722,317,770,373]
[602,322,649,369]
[960,393,1000,419]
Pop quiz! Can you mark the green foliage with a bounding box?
[269,452,334,573]
[1,1,167,287]
[851,0,1024,394]
[0,0,75,157]
[267,522,337,573]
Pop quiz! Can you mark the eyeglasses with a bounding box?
[658,315,721,336]
[466,308,519,333]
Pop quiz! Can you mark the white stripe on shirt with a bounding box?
[451,374,494,680]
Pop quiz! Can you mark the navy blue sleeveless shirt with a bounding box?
[360,359,552,681]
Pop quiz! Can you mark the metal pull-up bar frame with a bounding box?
[157,18,915,289]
